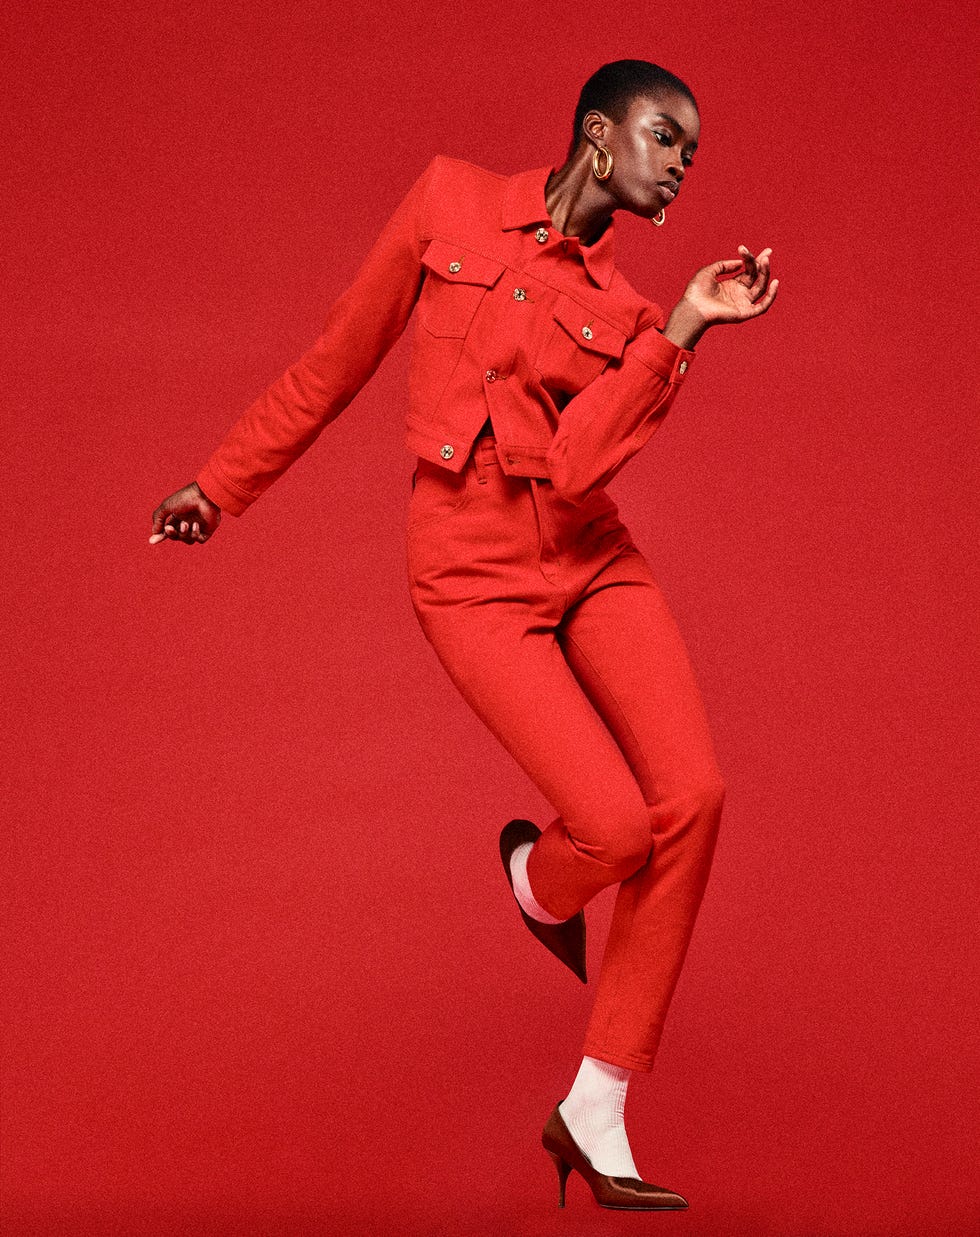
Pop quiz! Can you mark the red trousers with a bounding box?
[406,436,725,1072]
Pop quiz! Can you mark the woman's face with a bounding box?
[589,90,701,219]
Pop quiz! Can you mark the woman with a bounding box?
[150,59,778,1211]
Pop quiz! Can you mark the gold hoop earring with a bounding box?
[650,209,666,227]
[592,145,613,181]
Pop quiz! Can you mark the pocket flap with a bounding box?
[552,293,628,359]
[421,239,507,288]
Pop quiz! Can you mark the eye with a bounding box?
[653,127,695,169]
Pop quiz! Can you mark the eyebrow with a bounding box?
[653,113,699,151]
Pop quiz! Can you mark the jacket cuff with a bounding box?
[194,463,255,517]
[630,327,694,383]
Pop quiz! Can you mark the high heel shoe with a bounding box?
[499,819,587,983]
[541,1102,689,1210]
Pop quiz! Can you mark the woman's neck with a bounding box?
[544,162,614,247]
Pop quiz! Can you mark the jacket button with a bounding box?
[581,325,593,341]
[485,369,497,382]
[679,360,688,374]
[440,444,454,459]
[448,261,461,273]
[535,227,548,243]
[513,287,527,301]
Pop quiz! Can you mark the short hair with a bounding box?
[568,59,698,161]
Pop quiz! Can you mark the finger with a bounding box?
[750,248,773,300]
[149,532,167,544]
[708,258,745,280]
[737,245,757,285]
[749,277,779,315]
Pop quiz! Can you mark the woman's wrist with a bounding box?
[661,298,709,351]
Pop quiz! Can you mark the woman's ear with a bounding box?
[582,110,609,147]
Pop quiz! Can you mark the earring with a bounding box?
[651,209,666,226]
[592,145,613,181]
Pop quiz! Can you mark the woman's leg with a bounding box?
[408,457,658,921]
[552,544,726,1073]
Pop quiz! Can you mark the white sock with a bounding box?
[558,1056,640,1178]
[509,840,564,924]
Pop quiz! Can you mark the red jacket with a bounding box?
[195,154,696,514]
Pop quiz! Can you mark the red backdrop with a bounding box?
[4,1,979,1233]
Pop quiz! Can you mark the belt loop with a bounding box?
[473,441,490,485]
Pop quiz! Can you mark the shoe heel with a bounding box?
[546,1149,573,1207]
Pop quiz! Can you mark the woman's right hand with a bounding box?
[150,482,222,545]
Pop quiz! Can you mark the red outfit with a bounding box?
[196,156,723,1072]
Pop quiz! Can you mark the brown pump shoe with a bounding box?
[499,819,587,984]
[541,1102,689,1210]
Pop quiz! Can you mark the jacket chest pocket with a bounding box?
[417,239,506,338]
[533,292,628,395]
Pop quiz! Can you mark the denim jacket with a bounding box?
[195,155,695,514]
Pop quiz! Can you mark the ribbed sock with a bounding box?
[559,1056,640,1178]
[509,840,564,924]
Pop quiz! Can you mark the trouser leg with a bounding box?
[410,569,658,914]
[552,545,726,1071]
[407,450,657,915]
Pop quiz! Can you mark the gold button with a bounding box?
[581,325,593,341]
[440,443,454,459]
[485,369,497,383]
[679,360,688,374]
[513,287,527,301]
[535,227,549,243]
[448,261,461,273]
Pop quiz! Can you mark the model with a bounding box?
[150,58,778,1211]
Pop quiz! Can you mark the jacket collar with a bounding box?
[501,164,616,291]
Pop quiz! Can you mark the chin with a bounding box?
[620,190,658,218]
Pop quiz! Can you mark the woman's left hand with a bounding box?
[661,246,779,350]
[684,246,779,326]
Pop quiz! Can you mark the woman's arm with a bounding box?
[192,158,438,517]
[546,246,778,505]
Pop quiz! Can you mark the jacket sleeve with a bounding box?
[544,302,696,505]
[194,157,437,515]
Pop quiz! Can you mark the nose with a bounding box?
[666,157,685,181]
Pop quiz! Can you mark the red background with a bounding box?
[4,1,979,1233]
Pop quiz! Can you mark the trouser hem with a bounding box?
[581,1043,656,1073]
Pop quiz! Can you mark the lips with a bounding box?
[658,181,679,202]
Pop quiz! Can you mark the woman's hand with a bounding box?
[662,246,779,350]
[149,482,222,545]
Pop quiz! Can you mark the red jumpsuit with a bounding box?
[196,155,725,1072]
